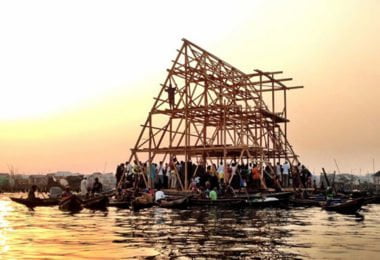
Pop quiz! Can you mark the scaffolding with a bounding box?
[129,39,303,190]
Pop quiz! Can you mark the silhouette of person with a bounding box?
[165,83,176,109]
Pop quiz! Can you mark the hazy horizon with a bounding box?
[1,1,379,175]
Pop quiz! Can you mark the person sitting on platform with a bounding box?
[155,187,166,202]
[190,177,198,192]
[220,183,236,198]
[209,187,218,201]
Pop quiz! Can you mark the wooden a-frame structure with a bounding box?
[129,39,303,190]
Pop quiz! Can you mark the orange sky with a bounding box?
[0,1,379,175]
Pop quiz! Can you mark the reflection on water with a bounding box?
[1,194,379,259]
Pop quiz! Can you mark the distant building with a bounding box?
[0,173,10,191]
[50,171,81,177]
[373,171,380,189]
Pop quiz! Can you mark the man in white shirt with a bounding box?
[155,187,166,202]
[156,161,165,187]
[276,162,282,176]
[80,177,88,196]
[282,161,290,187]
[124,161,132,176]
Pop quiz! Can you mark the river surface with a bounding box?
[0,194,379,259]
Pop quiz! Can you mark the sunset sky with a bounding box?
[0,1,379,175]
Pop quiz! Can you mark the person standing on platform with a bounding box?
[150,162,156,188]
[217,162,224,185]
[115,163,124,188]
[124,161,132,176]
[276,162,282,182]
[156,161,165,188]
[209,187,218,201]
[282,161,290,187]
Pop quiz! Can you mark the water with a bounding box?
[1,194,379,259]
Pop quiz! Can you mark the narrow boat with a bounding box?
[157,196,189,209]
[131,194,154,211]
[82,196,109,210]
[59,195,83,212]
[258,191,293,200]
[323,198,364,214]
[237,191,293,201]
[131,200,154,211]
[289,198,322,207]
[10,197,59,208]
[364,195,380,205]
[190,197,244,207]
[109,200,130,209]
[245,197,283,207]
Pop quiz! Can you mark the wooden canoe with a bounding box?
[59,195,83,212]
[289,198,322,207]
[83,196,109,210]
[109,200,130,209]
[245,197,284,207]
[131,200,154,211]
[10,197,59,208]
[236,191,293,201]
[157,196,189,209]
[364,195,380,205]
[323,198,364,214]
[190,197,244,207]
[131,194,154,211]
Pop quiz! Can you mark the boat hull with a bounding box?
[290,198,322,207]
[323,198,364,214]
[83,196,109,210]
[59,196,83,212]
[109,200,130,209]
[190,198,244,207]
[10,197,59,208]
[157,197,189,209]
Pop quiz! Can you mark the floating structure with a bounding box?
[129,39,303,190]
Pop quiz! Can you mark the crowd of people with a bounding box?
[114,157,314,193]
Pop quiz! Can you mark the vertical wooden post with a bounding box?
[184,43,189,190]
[148,113,152,188]
[271,74,275,166]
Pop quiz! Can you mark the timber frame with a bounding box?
[129,39,303,190]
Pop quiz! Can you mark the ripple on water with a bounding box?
[1,195,380,259]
